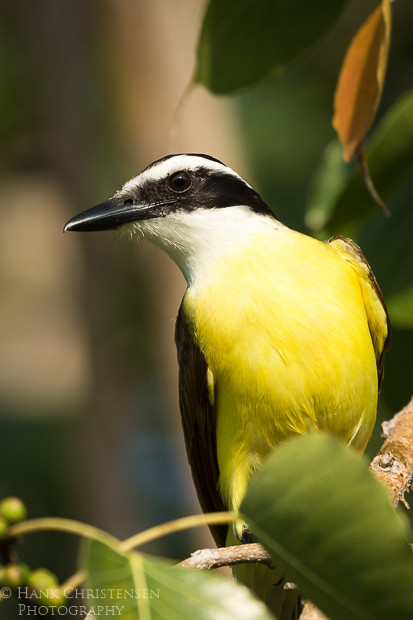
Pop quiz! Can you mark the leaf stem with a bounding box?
[120,511,236,552]
[356,145,390,216]
[59,570,87,595]
[8,517,121,548]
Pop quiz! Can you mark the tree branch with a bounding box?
[178,542,271,570]
[299,601,329,620]
[369,395,413,505]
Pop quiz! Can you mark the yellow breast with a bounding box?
[183,227,378,512]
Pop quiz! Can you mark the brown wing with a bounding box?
[327,236,391,391]
[175,302,227,547]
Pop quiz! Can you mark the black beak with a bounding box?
[63,197,157,232]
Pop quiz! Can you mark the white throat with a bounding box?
[125,206,281,288]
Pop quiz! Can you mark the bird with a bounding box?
[64,153,390,616]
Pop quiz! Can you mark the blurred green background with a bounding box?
[0,0,412,597]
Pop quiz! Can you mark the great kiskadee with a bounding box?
[64,153,390,616]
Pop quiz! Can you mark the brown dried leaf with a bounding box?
[333,0,393,162]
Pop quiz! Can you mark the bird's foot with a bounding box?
[240,525,257,544]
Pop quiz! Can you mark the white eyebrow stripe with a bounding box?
[121,155,249,194]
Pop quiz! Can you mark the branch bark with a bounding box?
[299,601,329,620]
[369,396,413,505]
[178,542,271,570]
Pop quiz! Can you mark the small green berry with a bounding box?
[0,497,27,524]
[16,562,30,585]
[27,568,58,590]
[28,568,63,608]
[38,588,66,608]
[3,563,29,589]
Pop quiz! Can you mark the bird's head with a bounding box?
[64,153,277,283]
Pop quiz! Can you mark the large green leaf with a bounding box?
[307,91,413,236]
[240,433,413,620]
[82,539,274,619]
[195,0,347,94]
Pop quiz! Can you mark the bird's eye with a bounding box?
[123,198,134,205]
[168,171,192,192]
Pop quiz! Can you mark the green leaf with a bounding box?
[308,91,413,235]
[305,139,351,233]
[386,287,413,328]
[195,0,347,94]
[82,539,274,619]
[240,433,413,620]
[356,173,413,329]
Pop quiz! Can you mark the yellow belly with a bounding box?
[183,228,378,514]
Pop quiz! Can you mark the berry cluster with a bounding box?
[0,497,66,612]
